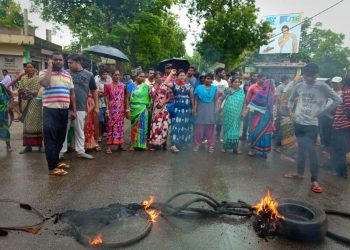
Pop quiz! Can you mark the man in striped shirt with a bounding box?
[331,77,350,178]
[39,53,76,176]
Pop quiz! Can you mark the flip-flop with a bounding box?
[283,173,305,179]
[49,169,68,176]
[57,162,70,169]
[311,185,323,193]
[105,150,112,155]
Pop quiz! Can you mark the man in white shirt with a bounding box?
[212,67,228,142]
[0,70,11,87]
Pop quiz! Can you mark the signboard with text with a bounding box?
[259,13,303,54]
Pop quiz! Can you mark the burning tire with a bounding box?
[277,199,328,241]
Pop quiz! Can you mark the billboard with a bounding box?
[259,13,303,54]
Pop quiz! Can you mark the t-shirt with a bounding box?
[186,77,199,89]
[68,69,97,111]
[212,79,228,94]
[288,81,342,126]
[333,89,350,130]
[39,69,74,109]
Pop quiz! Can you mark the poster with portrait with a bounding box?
[259,13,303,54]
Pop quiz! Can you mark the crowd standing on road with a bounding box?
[1,54,350,193]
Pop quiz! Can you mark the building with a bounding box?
[0,9,61,79]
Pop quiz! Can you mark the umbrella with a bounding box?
[84,45,129,62]
[157,57,190,73]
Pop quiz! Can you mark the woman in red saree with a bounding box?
[104,70,125,154]
[84,92,100,151]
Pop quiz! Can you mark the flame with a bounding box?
[252,191,285,222]
[142,196,161,223]
[89,233,103,246]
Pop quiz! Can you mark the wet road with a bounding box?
[0,122,349,250]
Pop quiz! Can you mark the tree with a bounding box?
[180,0,271,69]
[184,50,211,72]
[31,0,186,69]
[297,21,350,77]
[0,0,24,28]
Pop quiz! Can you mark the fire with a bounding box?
[252,191,285,222]
[142,196,161,223]
[89,233,103,246]
[252,191,285,238]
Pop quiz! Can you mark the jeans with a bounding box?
[241,112,251,139]
[294,123,319,182]
[330,128,349,178]
[319,116,333,148]
[43,108,68,170]
[275,115,282,147]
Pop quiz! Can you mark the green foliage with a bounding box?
[0,0,24,28]
[180,0,271,69]
[297,21,350,77]
[31,0,186,69]
[184,50,210,72]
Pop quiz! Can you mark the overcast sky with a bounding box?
[18,0,350,56]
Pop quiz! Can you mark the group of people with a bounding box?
[1,54,349,193]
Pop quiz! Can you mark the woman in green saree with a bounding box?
[126,71,150,150]
[0,83,11,152]
[221,77,245,154]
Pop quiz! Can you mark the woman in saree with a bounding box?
[104,70,125,154]
[126,71,150,150]
[163,69,194,153]
[221,77,245,154]
[0,83,11,152]
[247,79,275,158]
[9,63,43,153]
[149,71,170,150]
[84,90,100,151]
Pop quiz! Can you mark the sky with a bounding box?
[17,0,350,56]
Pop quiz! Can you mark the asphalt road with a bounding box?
[0,122,349,250]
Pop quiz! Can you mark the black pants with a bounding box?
[43,108,69,170]
[319,116,333,148]
[330,128,350,178]
[294,123,319,182]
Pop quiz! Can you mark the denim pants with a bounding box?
[330,128,350,178]
[294,123,319,182]
[43,108,69,170]
[241,112,251,139]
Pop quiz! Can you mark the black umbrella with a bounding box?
[84,45,129,62]
[157,57,190,73]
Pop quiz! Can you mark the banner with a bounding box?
[259,13,303,54]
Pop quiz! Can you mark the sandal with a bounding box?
[311,183,323,193]
[234,150,242,155]
[221,149,226,153]
[170,146,180,153]
[128,147,135,151]
[193,146,200,152]
[95,146,101,152]
[208,147,214,153]
[49,168,68,176]
[105,148,112,154]
[77,153,94,160]
[247,150,255,157]
[283,173,305,179]
[57,162,70,169]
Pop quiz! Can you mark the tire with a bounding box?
[277,199,328,241]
